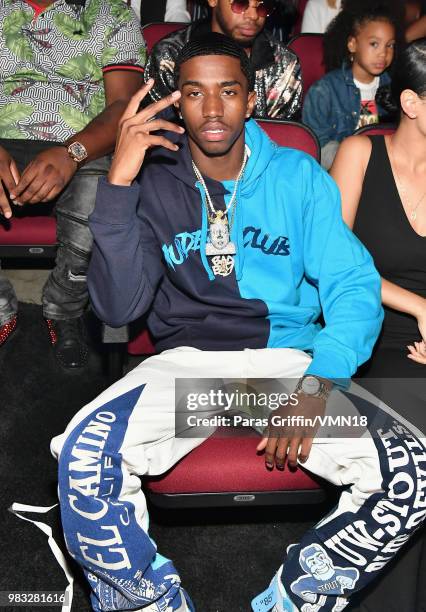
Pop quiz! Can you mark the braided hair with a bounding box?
[173,32,256,91]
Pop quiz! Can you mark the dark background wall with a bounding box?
[140,0,167,25]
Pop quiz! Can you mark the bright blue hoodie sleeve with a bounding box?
[87,177,165,327]
[302,168,383,382]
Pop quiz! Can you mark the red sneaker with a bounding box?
[0,315,17,346]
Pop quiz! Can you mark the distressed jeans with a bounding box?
[0,139,110,323]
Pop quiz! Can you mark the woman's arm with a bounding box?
[330,135,371,227]
[382,279,426,333]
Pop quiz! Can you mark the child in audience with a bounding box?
[302,1,401,168]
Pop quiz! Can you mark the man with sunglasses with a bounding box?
[144,0,302,119]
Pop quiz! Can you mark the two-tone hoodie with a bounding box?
[88,119,383,380]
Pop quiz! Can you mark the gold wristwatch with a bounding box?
[66,141,88,165]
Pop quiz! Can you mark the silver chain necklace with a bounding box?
[192,147,249,260]
[390,140,426,222]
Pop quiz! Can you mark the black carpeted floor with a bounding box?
[4,303,421,612]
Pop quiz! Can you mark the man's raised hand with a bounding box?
[108,79,184,187]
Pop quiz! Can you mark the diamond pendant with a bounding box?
[206,215,237,256]
[211,255,235,277]
[410,210,417,221]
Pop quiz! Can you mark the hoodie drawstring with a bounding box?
[195,181,215,281]
[232,179,245,281]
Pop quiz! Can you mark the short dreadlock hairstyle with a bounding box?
[173,32,255,91]
[323,0,404,72]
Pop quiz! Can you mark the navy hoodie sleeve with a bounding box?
[87,177,165,327]
[302,168,384,382]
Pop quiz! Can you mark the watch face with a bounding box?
[68,142,87,162]
[301,376,321,395]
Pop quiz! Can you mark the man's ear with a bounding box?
[246,91,257,118]
[207,0,218,7]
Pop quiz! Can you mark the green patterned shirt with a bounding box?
[0,0,146,141]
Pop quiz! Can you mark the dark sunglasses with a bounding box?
[230,0,275,19]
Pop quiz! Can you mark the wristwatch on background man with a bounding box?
[65,141,88,166]
[294,375,331,401]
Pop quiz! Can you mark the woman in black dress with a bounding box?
[330,39,426,612]
[331,39,426,377]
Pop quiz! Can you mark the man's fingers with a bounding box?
[27,180,56,204]
[9,159,20,186]
[127,118,185,135]
[0,184,13,218]
[41,184,61,202]
[299,437,313,464]
[143,134,180,152]
[14,173,46,204]
[264,436,278,469]
[11,163,38,199]
[0,155,19,215]
[120,79,156,122]
[287,437,303,468]
[256,437,268,452]
[0,165,19,196]
[276,437,290,470]
[134,90,181,124]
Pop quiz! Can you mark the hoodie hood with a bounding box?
[145,119,278,280]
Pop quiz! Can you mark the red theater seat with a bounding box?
[142,22,186,53]
[354,123,397,137]
[257,118,320,159]
[288,33,325,101]
[144,428,325,508]
[0,215,57,259]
